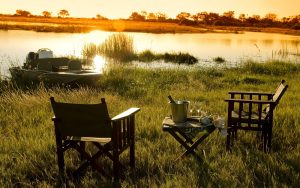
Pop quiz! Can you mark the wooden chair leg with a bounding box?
[130,141,135,168]
[113,149,120,184]
[233,124,238,139]
[263,130,267,152]
[57,146,65,176]
[55,133,65,176]
[267,124,273,152]
[226,128,231,151]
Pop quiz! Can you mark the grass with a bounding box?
[1,60,300,187]
[138,50,198,64]
[97,33,137,62]
[82,34,198,64]
[213,56,226,63]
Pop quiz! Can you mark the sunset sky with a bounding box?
[0,0,299,19]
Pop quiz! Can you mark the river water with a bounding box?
[1,29,300,77]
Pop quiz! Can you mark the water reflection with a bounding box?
[93,55,107,73]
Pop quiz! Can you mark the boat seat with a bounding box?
[36,58,70,71]
[37,61,52,71]
[51,58,70,68]
[69,60,82,70]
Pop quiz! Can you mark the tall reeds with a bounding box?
[81,33,198,64]
[81,33,136,62]
[97,33,137,62]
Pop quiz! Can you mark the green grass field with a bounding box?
[0,61,300,187]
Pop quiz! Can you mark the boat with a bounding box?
[9,48,101,86]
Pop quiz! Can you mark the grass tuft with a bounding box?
[97,33,137,62]
[213,56,226,63]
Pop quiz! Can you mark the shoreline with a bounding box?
[1,16,300,35]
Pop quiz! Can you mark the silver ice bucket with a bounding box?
[170,100,189,123]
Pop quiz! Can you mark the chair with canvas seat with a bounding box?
[225,80,288,152]
[50,97,140,183]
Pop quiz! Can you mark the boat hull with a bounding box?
[9,67,101,86]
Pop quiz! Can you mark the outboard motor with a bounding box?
[24,52,38,69]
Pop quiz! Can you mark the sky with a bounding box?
[0,0,299,19]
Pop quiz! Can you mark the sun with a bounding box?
[93,55,107,73]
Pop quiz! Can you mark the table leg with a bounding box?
[168,130,197,157]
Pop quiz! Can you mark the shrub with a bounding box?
[213,56,226,63]
[291,23,300,30]
[161,52,198,64]
[138,50,157,62]
[97,33,137,62]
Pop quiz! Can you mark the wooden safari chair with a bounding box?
[50,97,140,183]
[225,80,288,152]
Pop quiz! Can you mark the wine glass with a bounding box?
[213,115,225,128]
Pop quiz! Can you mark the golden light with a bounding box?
[93,55,107,73]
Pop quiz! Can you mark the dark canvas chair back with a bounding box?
[50,97,112,138]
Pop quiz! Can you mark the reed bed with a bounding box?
[82,34,198,64]
[138,50,198,64]
[1,60,300,187]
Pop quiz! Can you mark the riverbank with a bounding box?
[1,60,300,187]
[1,16,300,35]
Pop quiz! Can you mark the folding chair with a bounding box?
[50,97,140,183]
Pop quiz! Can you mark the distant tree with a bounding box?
[238,14,246,22]
[223,11,235,18]
[260,13,278,27]
[246,15,261,26]
[42,11,51,18]
[15,9,31,17]
[195,12,209,23]
[156,12,167,21]
[281,17,290,23]
[140,11,148,18]
[147,12,157,20]
[205,12,220,25]
[58,9,70,18]
[288,15,300,26]
[176,12,191,21]
[264,13,277,21]
[214,11,237,26]
[128,12,145,21]
[96,14,108,20]
[252,15,261,20]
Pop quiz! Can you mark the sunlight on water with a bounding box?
[93,55,107,73]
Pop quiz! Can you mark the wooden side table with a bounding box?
[162,116,216,162]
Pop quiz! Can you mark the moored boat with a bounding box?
[9,49,101,85]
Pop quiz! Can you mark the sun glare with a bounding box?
[93,55,107,73]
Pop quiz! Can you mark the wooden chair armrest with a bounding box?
[52,116,61,122]
[111,108,140,121]
[228,91,273,96]
[225,99,276,104]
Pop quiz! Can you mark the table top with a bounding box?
[162,116,215,130]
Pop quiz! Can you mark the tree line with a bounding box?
[128,11,300,30]
[10,9,70,18]
[2,9,300,30]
